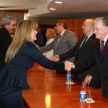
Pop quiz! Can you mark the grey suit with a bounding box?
[40,29,77,62]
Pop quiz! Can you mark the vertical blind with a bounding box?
[0,11,24,25]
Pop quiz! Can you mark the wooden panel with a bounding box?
[68,28,84,39]
[22,62,108,108]
[0,10,28,13]
[60,19,86,39]
[39,24,55,28]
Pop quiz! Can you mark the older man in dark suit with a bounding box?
[51,19,100,89]
[0,15,16,70]
[70,17,108,97]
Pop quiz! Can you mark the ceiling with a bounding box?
[0,0,108,19]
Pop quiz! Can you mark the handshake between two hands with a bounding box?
[50,54,75,71]
[50,55,92,85]
[50,54,60,62]
[64,61,75,71]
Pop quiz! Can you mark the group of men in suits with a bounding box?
[0,15,16,70]
[51,19,101,89]
[67,17,108,98]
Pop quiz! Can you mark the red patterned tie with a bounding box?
[101,40,104,55]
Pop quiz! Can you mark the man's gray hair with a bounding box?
[1,15,16,27]
[95,17,108,27]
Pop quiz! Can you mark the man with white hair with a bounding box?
[0,15,16,70]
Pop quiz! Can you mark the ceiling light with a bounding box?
[49,8,56,10]
[55,1,63,4]
[25,0,38,1]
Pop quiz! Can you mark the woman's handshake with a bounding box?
[64,61,75,71]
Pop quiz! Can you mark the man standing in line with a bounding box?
[0,15,16,70]
[40,20,77,73]
[34,27,47,47]
[70,17,108,97]
[51,19,101,89]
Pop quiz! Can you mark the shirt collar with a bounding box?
[100,35,108,46]
[87,33,94,39]
[60,30,65,37]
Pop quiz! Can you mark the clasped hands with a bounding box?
[64,61,75,71]
[50,54,60,62]
[50,54,74,71]
[50,55,92,85]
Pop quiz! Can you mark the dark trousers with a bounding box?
[0,85,24,108]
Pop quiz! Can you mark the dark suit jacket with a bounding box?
[74,39,108,97]
[34,33,47,47]
[59,34,100,88]
[0,42,64,89]
[0,27,12,70]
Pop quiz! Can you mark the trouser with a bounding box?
[0,85,24,108]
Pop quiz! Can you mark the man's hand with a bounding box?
[64,61,75,71]
[50,54,60,62]
[84,75,92,85]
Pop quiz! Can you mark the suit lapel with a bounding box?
[79,34,95,51]
[58,30,67,43]
[55,30,67,49]
[96,40,101,60]
[54,35,59,50]
[101,39,108,59]
[76,36,85,54]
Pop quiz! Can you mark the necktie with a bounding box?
[81,36,88,47]
[55,35,61,49]
[101,40,104,55]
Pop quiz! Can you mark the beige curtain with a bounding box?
[0,11,24,25]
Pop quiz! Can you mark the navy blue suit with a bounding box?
[74,39,108,97]
[0,42,64,107]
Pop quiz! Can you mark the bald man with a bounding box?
[51,19,101,89]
